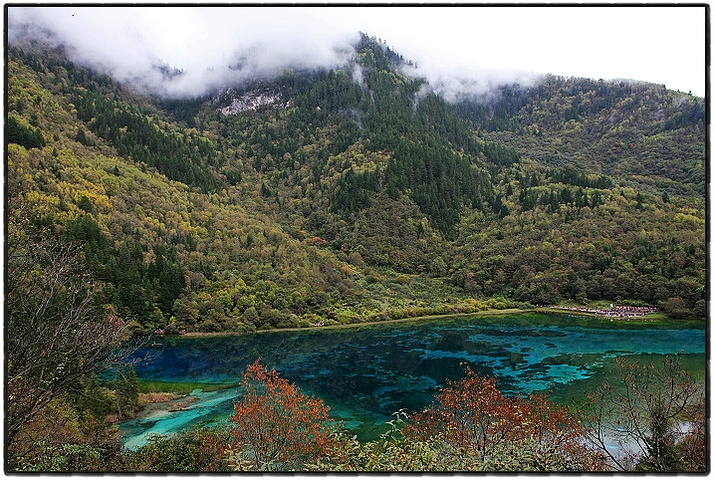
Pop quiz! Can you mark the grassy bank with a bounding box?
[137,379,236,395]
[177,306,701,339]
[179,308,529,338]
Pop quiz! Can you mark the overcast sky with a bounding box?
[7,5,707,98]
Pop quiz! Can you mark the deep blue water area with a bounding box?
[120,313,705,449]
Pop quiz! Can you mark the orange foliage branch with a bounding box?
[404,365,605,471]
[227,359,340,470]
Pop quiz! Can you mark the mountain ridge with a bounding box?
[7,34,706,335]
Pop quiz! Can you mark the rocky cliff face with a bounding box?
[217,88,292,115]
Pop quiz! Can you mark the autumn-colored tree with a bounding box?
[404,366,605,471]
[226,359,341,471]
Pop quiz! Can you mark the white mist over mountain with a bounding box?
[8,7,360,97]
[7,5,706,99]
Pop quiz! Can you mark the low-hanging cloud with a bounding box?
[8,6,547,102]
[402,59,543,105]
[9,6,706,99]
[8,6,363,97]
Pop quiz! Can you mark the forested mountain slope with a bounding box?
[7,35,706,337]
[455,76,706,197]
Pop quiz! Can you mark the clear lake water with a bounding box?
[118,313,706,449]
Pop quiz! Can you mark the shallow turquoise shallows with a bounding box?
[119,313,705,449]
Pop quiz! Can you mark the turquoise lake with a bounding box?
[119,313,706,449]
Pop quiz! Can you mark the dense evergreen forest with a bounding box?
[6,34,706,472]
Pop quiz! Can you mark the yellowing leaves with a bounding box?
[673,212,704,228]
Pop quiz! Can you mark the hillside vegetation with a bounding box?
[7,35,706,339]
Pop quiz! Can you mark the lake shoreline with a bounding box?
[179,308,529,338]
[175,307,687,339]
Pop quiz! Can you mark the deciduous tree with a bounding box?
[404,365,605,471]
[226,359,340,470]
[6,198,129,449]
